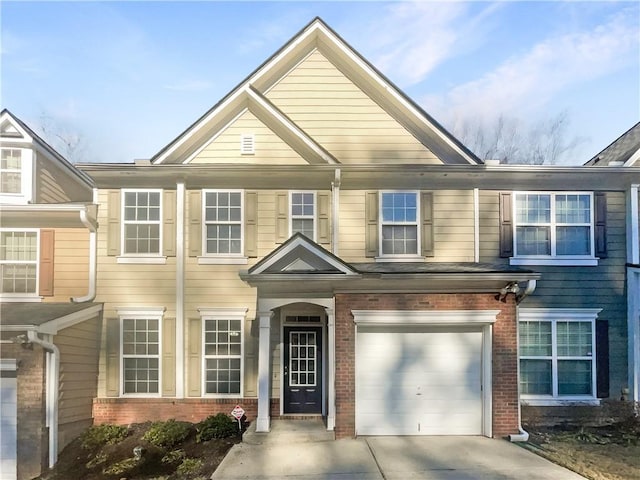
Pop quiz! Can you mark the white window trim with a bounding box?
[0,148,33,204]
[118,307,165,398]
[0,228,40,301]
[511,192,597,266]
[289,190,316,242]
[201,189,245,260]
[199,307,247,398]
[519,308,601,405]
[378,190,421,259]
[120,189,164,259]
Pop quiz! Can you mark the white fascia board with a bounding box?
[352,309,501,325]
[625,147,640,167]
[37,304,103,335]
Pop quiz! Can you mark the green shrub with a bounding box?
[196,413,238,442]
[176,458,203,476]
[161,449,185,464]
[85,451,108,469]
[81,424,128,449]
[103,457,138,475]
[142,419,191,448]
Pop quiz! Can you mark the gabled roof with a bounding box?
[152,17,480,166]
[0,109,95,187]
[585,122,640,167]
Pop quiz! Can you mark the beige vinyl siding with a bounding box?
[43,228,90,302]
[56,314,102,451]
[191,110,307,165]
[480,190,628,397]
[34,152,92,203]
[338,190,475,263]
[266,50,440,164]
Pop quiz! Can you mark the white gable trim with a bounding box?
[625,147,640,166]
[0,112,32,143]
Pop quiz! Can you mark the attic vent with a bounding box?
[240,133,255,155]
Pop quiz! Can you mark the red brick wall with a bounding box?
[93,398,280,425]
[1,342,47,480]
[334,293,519,439]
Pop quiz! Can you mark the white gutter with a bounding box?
[629,184,639,265]
[332,169,341,255]
[510,279,538,442]
[72,189,98,302]
[27,330,60,468]
[473,188,479,262]
[175,182,185,398]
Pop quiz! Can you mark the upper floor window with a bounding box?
[519,309,599,404]
[0,149,22,194]
[1,230,38,295]
[121,316,161,395]
[122,190,162,255]
[290,191,315,240]
[203,190,243,255]
[379,191,419,256]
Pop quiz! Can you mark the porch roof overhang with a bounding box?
[0,302,103,335]
[0,203,98,231]
[241,261,540,297]
[78,163,640,191]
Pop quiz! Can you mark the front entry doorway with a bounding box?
[283,326,323,414]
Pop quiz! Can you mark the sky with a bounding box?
[1,1,639,165]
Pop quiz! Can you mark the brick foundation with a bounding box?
[334,293,519,439]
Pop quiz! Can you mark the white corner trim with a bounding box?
[197,307,248,318]
[510,257,598,267]
[117,256,167,264]
[351,309,501,325]
[197,256,248,265]
[115,306,166,316]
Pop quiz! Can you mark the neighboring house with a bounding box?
[0,109,102,480]
[74,17,640,442]
[585,123,640,405]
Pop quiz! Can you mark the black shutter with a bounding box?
[596,319,609,398]
[499,192,513,258]
[594,192,608,259]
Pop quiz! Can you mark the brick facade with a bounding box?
[1,342,47,480]
[334,293,520,439]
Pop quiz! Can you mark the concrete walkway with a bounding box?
[211,420,585,480]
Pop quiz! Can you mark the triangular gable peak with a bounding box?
[0,110,32,143]
[248,233,358,276]
[585,122,640,167]
[183,86,338,165]
[152,17,479,166]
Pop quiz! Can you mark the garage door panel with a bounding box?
[356,327,484,436]
[0,375,17,480]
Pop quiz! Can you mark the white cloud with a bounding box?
[427,7,639,125]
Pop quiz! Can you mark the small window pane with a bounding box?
[516,226,550,255]
[382,225,417,255]
[558,360,592,395]
[556,226,590,255]
[557,322,592,356]
[519,321,552,356]
[520,359,552,394]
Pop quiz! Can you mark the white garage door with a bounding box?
[356,325,483,436]
[0,361,17,480]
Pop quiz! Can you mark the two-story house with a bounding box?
[0,109,103,480]
[585,122,640,405]
[75,18,640,443]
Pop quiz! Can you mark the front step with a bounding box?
[243,418,335,445]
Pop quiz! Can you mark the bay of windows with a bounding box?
[204,191,242,255]
[380,191,419,256]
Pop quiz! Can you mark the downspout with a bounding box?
[27,330,60,468]
[628,184,639,402]
[473,188,479,262]
[510,279,538,442]
[331,169,341,255]
[72,188,98,302]
[175,182,185,398]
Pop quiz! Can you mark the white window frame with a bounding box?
[118,307,164,398]
[0,148,33,204]
[119,189,164,261]
[289,190,316,242]
[200,189,245,263]
[0,228,40,301]
[519,308,601,406]
[378,190,421,260]
[511,192,597,266]
[199,308,246,398]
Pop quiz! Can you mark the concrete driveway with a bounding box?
[211,421,585,480]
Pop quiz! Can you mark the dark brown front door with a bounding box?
[283,326,322,414]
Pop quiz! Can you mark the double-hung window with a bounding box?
[514,193,593,261]
[202,310,244,396]
[519,309,599,404]
[122,190,162,255]
[203,190,243,256]
[290,191,315,240]
[380,191,419,256]
[0,230,38,295]
[121,315,161,395]
[0,149,22,194]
